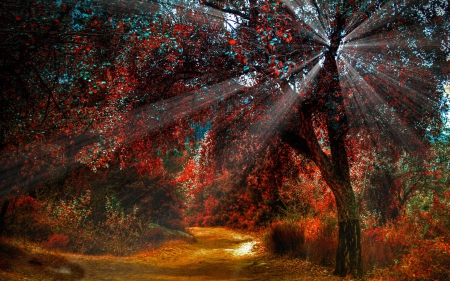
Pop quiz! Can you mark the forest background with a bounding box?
[1,0,450,279]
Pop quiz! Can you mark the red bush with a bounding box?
[395,238,450,280]
[15,196,40,211]
[265,217,338,265]
[42,234,70,251]
[362,227,397,272]
[301,217,338,266]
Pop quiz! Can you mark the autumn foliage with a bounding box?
[1,0,450,279]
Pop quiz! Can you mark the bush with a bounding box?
[5,195,52,241]
[301,216,337,266]
[264,216,338,265]
[361,227,396,273]
[368,237,450,281]
[395,238,450,280]
[265,220,305,257]
[42,234,70,251]
[361,211,450,280]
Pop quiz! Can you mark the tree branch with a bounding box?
[202,1,250,20]
[279,129,312,158]
[311,0,329,38]
[279,111,335,189]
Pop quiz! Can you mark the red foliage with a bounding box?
[14,196,40,212]
[396,238,450,280]
[362,226,401,272]
[42,234,70,251]
[300,216,338,266]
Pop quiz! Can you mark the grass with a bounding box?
[264,221,306,258]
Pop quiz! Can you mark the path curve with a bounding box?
[66,227,344,280]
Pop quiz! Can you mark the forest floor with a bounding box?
[0,227,350,280]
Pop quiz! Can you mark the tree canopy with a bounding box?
[1,0,449,277]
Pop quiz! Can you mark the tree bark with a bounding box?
[335,219,362,277]
[330,180,362,277]
[281,116,362,278]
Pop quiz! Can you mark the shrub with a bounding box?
[47,190,96,253]
[96,196,141,255]
[361,209,450,280]
[264,216,338,265]
[360,215,424,275]
[265,220,305,257]
[42,234,70,251]
[301,216,338,266]
[5,195,52,241]
[395,238,450,280]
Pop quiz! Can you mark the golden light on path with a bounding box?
[225,241,258,257]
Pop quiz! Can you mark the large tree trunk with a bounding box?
[331,182,362,277]
[280,47,362,277]
[335,219,362,276]
[323,49,363,277]
[281,114,362,277]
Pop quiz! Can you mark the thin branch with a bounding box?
[310,0,329,38]
[202,1,250,20]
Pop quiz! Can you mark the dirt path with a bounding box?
[65,227,344,281]
[1,227,347,280]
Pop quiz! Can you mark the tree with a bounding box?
[1,0,449,278]
[195,0,449,277]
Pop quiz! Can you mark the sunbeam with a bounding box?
[0,78,247,197]
[344,0,417,43]
[339,47,443,110]
[281,0,330,45]
[207,59,323,183]
[344,26,443,50]
[338,55,426,152]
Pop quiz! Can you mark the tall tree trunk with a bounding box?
[324,50,362,277]
[335,219,362,276]
[281,111,362,277]
[280,48,362,277]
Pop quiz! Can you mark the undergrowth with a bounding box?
[2,192,192,256]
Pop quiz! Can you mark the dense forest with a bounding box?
[1,0,450,279]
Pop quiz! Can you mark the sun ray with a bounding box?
[208,60,323,180]
[287,52,323,78]
[281,0,330,45]
[338,55,427,152]
[339,55,439,135]
[344,0,417,44]
[344,26,443,50]
[340,48,442,109]
[0,77,248,196]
